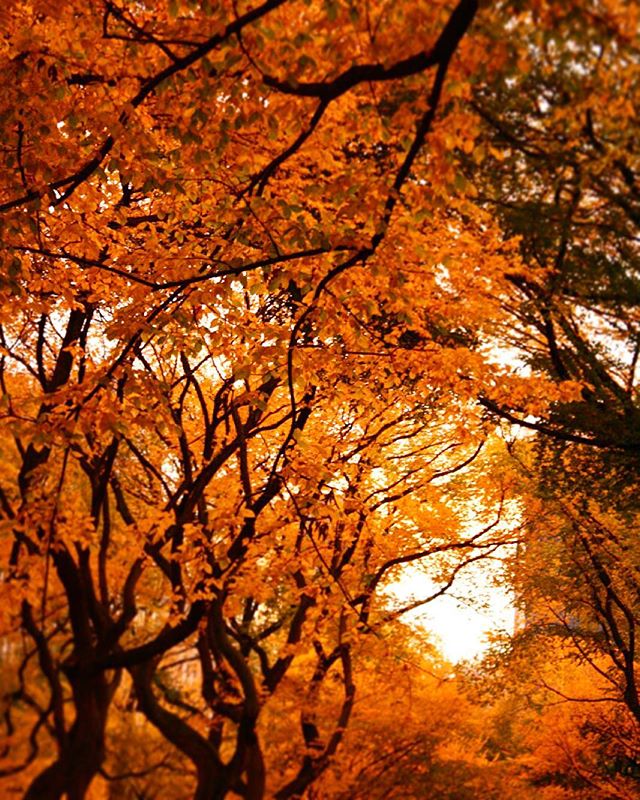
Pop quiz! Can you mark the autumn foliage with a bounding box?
[0,0,639,798]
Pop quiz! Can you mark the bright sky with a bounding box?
[390,563,516,663]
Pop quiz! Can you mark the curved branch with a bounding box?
[0,0,288,214]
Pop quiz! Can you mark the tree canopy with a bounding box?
[0,1,639,798]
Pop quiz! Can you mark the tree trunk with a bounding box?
[24,671,116,800]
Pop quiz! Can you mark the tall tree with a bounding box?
[0,1,539,797]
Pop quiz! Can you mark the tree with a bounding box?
[463,1,640,757]
[0,1,542,797]
[470,609,640,800]
[470,0,640,453]
[8,0,631,796]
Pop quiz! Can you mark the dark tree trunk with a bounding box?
[24,669,117,800]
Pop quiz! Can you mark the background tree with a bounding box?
[470,1,640,454]
[0,1,541,798]
[453,5,640,790]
